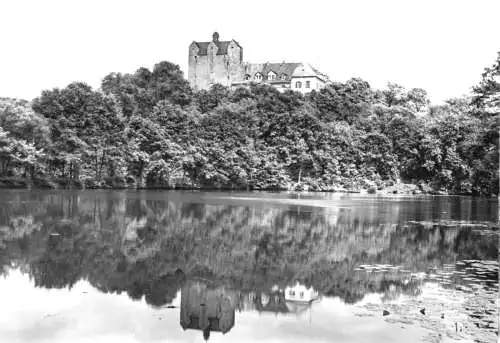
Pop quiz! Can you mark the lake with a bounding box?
[0,190,497,343]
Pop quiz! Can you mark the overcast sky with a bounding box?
[0,0,498,103]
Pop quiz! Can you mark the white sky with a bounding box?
[0,0,498,104]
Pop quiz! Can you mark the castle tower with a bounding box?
[188,32,243,90]
[188,32,329,92]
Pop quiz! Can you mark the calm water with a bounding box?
[0,190,498,343]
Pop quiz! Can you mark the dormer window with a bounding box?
[280,74,287,80]
[254,73,263,82]
[267,71,276,81]
[244,74,251,81]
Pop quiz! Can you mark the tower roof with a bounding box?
[192,33,241,56]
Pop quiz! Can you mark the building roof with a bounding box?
[192,41,228,55]
[244,62,302,79]
[192,33,241,56]
[181,315,226,332]
[242,62,328,82]
[291,63,329,82]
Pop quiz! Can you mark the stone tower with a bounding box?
[188,32,243,90]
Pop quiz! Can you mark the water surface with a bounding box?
[0,190,497,343]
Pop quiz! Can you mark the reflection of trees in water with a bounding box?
[0,192,497,307]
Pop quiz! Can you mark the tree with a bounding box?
[309,78,374,122]
[32,82,125,180]
[0,98,50,146]
[0,99,49,178]
[1,55,495,196]
[150,61,193,106]
[195,84,230,113]
[381,83,406,107]
[406,88,430,114]
[472,52,500,116]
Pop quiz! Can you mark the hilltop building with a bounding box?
[188,32,329,93]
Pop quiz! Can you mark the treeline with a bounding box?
[0,54,498,195]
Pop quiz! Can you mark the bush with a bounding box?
[384,180,395,187]
[0,177,28,188]
[84,178,100,189]
[33,178,58,189]
[102,176,127,188]
[54,178,83,189]
[294,183,305,192]
[145,160,171,188]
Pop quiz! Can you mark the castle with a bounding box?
[188,32,329,93]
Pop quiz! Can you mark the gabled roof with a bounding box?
[192,39,241,56]
[291,63,329,82]
[243,62,329,82]
[244,62,302,80]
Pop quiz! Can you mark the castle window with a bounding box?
[295,81,302,88]
[254,73,263,82]
[305,81,310,88]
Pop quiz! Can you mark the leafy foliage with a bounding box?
[0,54,497,195]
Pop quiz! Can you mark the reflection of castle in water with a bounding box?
[180,281,236,340]
[180,281,322,339]
[251,283,321,316]
[285,282,320,302]
[237,283,321,316]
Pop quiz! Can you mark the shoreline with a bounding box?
[0,177,495,197]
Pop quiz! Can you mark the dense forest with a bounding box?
[0,53,498,195]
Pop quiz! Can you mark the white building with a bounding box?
[233,62,329,94]
[284,282,320,302]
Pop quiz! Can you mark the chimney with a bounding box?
[212,32,219,43]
